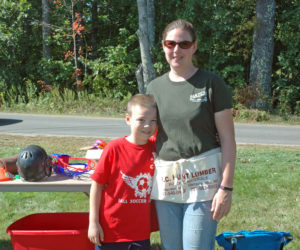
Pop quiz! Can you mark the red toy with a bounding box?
[93,139,107,149]
[0,168,14,182]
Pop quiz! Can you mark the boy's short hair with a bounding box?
[126,94,157,115]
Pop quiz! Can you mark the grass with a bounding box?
[0,135,299,249]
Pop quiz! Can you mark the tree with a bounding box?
[1,0,299,114]
[136,0,156,94]
[249,0,276,110]
[90,0,98,59]
[71,1,83,89]
[48,0,85,89]
[42,0,51,86]
[42,0,51,60]
[0,0,41,98]
[273,0,300,115]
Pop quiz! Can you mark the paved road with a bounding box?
[1,112,300,146]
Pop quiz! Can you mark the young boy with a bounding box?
[88,94,157,250]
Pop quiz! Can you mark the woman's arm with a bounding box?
[88,180,105,246]
[211,108,236,221]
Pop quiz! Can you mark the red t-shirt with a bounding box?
[91,137,156,243]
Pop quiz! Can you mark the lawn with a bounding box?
[0,135,299,249]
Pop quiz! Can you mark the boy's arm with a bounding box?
[88,180,105,246]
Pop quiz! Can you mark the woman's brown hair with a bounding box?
[162,19,196,42]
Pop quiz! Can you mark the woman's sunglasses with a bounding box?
[163,40,194,49]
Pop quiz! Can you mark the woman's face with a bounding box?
[162,28,197,70]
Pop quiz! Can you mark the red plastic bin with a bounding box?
[6,212,94,250]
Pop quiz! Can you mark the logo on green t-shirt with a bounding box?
[190,90,207,102]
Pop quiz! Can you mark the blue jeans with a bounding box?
[155,200,217,250]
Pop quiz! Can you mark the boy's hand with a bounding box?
[88,221,104,246]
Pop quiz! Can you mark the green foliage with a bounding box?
[273,0,300,115]
[37,58,75,88]
[274,85,300,118]
[82,28,139,98]
[0,86,131,117]
[234,104,270,122]
[0,0,42,89]
[295,101,300,116]
[220,64,245,88]
[0,0,299,118]
[233,82,266,110]
[186,0,255,90]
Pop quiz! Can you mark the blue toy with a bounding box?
[216,230,293,250]
[51,153,95,177]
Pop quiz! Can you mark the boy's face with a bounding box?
[126,105,157,145]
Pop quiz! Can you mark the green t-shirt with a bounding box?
[147,69,233,161]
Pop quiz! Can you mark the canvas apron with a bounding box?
[151,148,222,203]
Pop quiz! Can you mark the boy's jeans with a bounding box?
[95,239,150,250]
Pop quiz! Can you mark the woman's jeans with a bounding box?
[155,200,217,250]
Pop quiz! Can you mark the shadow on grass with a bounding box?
[0,239,12,250]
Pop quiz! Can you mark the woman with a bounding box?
[147,19,236,250]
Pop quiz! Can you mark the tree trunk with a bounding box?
[91,0,98,59]
[147,0,155,47]
[136,0,156,93]
[71,1,79,89]
[42,0,51,85]
[42,0,51,60]
[249,0,276,110]
[77,0,84,56]
[76,1,84,83]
